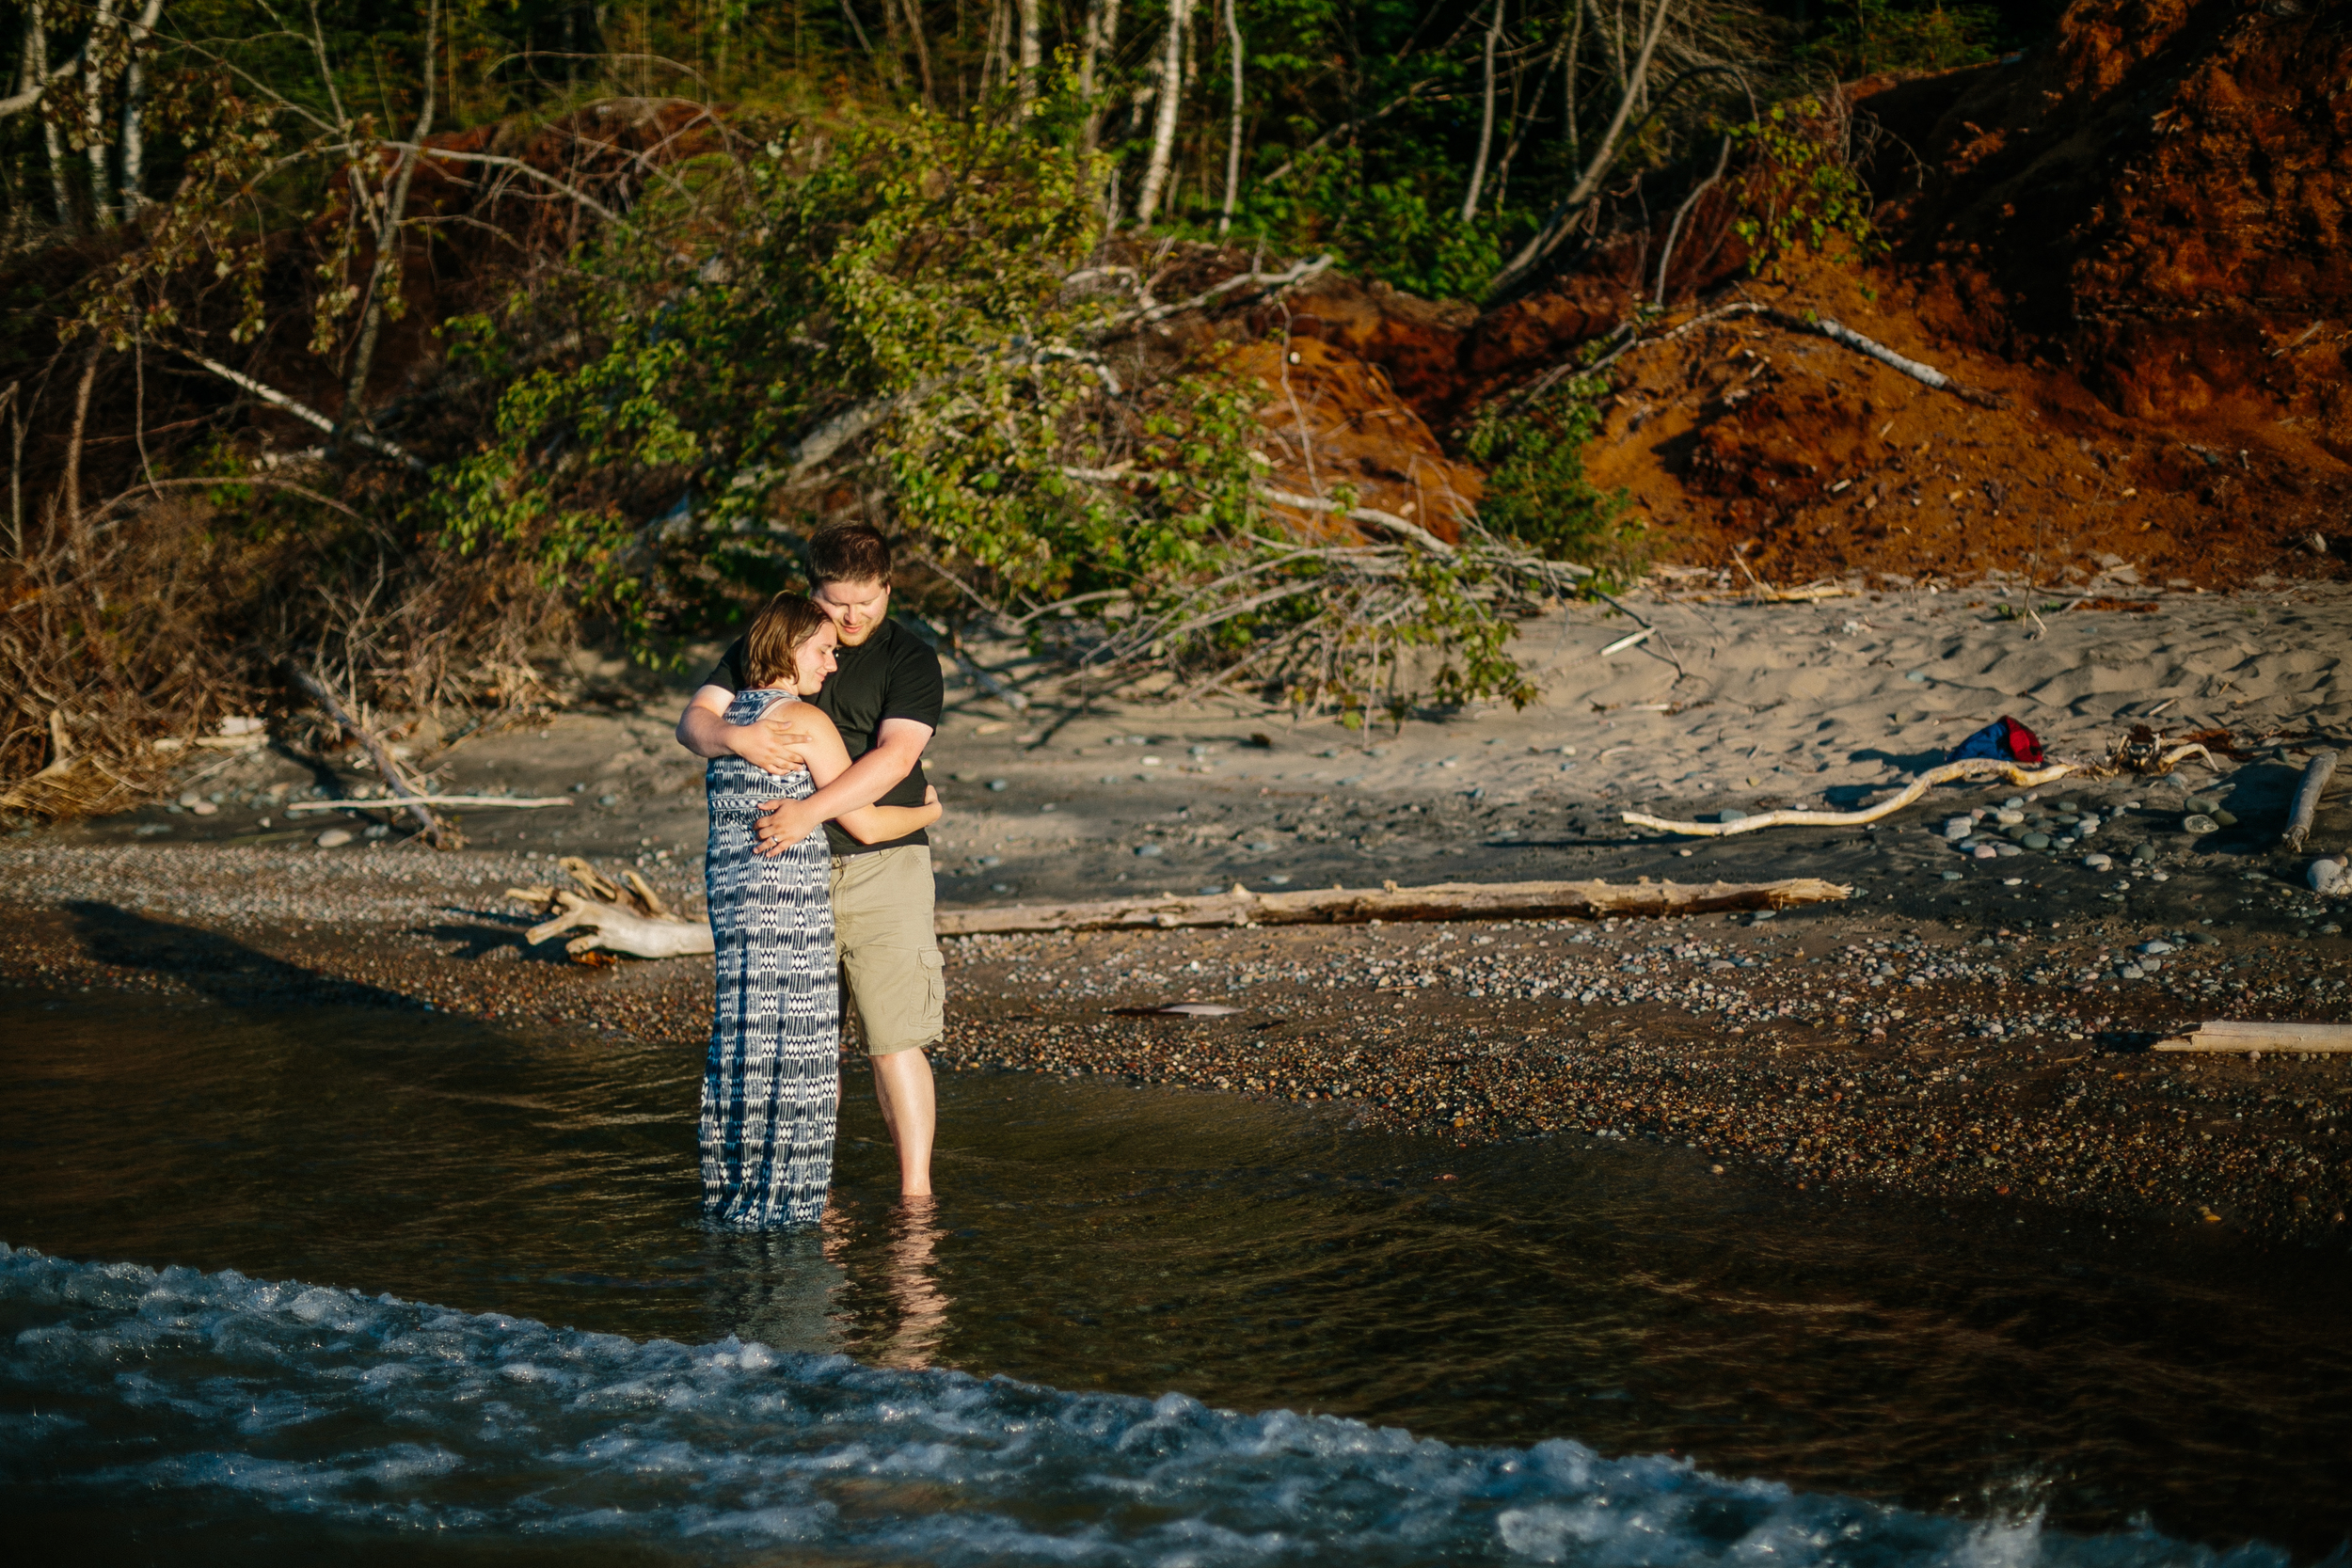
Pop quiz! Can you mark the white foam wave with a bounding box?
[0,1243,2290,1566]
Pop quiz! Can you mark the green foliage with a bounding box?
[1726,102,1882,279]
[1806,1,2002,78]
[434,103,1565,716]
[1243,147,1503,303]
[1463,376,1641,580]
[437,105,1252,640]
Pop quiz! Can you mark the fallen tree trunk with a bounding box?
[1624,759,2076,837]
[2280,750,2337,853]
[935,875,1850,936]
[2155,1020,2352,1054]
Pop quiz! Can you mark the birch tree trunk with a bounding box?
[118,0,165,213]
[82,0,120,225]
[1459,0,1502,221]
[1079,0,1120,148]
[29,9,73,225]
[1216,0,1243,235]
[1132,0,1191,228]
[342,0,437,430]
[1015,0,1041,104]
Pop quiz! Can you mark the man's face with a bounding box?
[813,578,890,647]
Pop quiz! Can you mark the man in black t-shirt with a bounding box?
[675,524,946,1200]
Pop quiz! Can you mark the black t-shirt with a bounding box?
[702,616,944,856]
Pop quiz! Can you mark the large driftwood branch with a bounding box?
[2280,751,2338,853]
[936,876,1850,936]
[2156,1021,2352,1054]
[509,857,712,958]
[1623,759,2077,838]
[286,664,452,847]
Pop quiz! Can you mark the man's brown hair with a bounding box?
[807,523,892,588]
[743,595,832,689]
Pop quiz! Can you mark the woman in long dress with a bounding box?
[702,596,940,1229]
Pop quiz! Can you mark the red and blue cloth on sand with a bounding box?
[1947,715,2045,767]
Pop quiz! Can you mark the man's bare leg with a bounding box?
[870,1049,935,1197]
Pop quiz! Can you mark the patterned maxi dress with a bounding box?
[701,687,841,1229]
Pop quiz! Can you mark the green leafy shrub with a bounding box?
[1725,101,1883,278]
[1463,377,1641,579]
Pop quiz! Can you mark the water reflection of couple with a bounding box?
[675,524,947,1231]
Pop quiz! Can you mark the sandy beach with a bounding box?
[7,580,2345,1243]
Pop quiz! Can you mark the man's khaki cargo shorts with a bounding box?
[829,843,945,1056]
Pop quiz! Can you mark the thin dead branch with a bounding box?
[1624,759,2078,836]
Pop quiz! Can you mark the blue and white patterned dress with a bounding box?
[701,687,840,1229]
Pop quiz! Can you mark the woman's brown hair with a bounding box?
[742,595,831,689]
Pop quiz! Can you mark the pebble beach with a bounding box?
[8,583,2347,1245]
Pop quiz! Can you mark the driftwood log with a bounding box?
[1623,759,2076,838]
[2155,1021,2352,1054]
[288,793,576,814]
[933,876,1850,936]
[2280,751,2338,853]
[505,865,1846,957]
[508,858,713,958]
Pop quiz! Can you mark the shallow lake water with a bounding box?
[3,990,2347,1564]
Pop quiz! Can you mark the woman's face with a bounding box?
[791,621,840,695]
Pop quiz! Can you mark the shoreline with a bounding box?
[8,841,2345,1245]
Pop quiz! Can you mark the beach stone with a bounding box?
[2139,940,2175,955]
[1996,844,2023,858]
[190,800,218,816]
[2310,858,2346,895]
[988,779,1009,791]
[2190,931,2221,945]
[1974,847,1998,860]
[2083,853,2112,870]
[1719,809,1748,824]
[1134,844,1164,857]
[315,829,354,848]
[2182,814,2218,834]
[1944,817,1972,840]
[2131,843,2157,863]
[2120,964,2145,980]
[2057,800,2079,813]
[1941,870,1964,881]
[2211,809,2238,828]
[2183,796,2217,814]
[2023,832,2051,850]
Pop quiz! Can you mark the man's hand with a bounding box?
[754,798,824,856]
[730,710,815,778]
